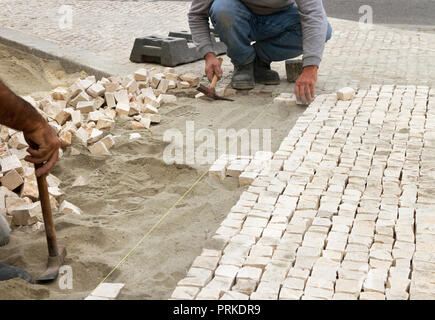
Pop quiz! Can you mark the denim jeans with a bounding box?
[0,214,10,247]
[209,0,332,67]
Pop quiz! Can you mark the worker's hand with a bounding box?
[23,121,61,177]
[204,52,223,82]
[295,65,318,105]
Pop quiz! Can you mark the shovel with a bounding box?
[35,163,66,283]
[197,57,234,101]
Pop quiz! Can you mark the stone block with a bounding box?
[335,278,362,294]
[205,276,234,292]
[332,293,358,300]
[141,113,161,124]
[287,267,310,280]
[243,256,271,269]
[180,73,200,86]
[279,288,303,300]
[105,92,116,109]
[237,266,263,282]
[88,141,110,156]
[55,110,72,126]
[10,202,42,226]
[52,87,68,100]
[87,83,105,98]
[385,288,409,300]
[116,102,130,116]
[209,164,226,182]
[306,277,334,290]
[250,291,278,300]
[304,286,334,300]
[76,101,95,114]
[134,69,148,81]
[196,287,222,300]
[359,292,385,300]
[239,171,257,186]
[171,286,200,300]
[215,265,239,280]
[8,132,28,150]
[233,278,258,295]
[250,245,273,257]
[20,178,38,200]
[283,277,306,290]
[1,169,23,191]
[59,200,82,215]
[59,130,72,147]
[91,283,124,299]
[221,291,249,300]
[363,275,385,293]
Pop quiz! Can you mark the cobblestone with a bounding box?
[1,1,435,91]
[174,85,435,300]
[3,0,434,301]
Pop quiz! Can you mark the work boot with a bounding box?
[231,62,255,90]
[254,57,280,85]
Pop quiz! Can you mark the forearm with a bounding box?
[0,80,46,134]
[295,0,328,67]
[188,0,214,57]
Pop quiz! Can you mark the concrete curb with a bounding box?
[0,26,138,78]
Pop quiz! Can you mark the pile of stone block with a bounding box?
[0,67,200,232]
[21,67,198,157]
[0,145,75,230]
[172,85,435,300]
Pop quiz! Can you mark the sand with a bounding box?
[0,44,82,96]
[0,44,304,299]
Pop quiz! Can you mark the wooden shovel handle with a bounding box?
[210,57,223,90]
[35,163,59,257]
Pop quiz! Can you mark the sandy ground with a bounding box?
[0,44,304,299]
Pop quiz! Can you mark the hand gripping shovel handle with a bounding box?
[209,57,223,90]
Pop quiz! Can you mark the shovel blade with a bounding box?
[36,245,67,283]
[214,96,234,101]
[196,84,234,101]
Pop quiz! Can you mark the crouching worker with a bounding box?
[188,0,332,104]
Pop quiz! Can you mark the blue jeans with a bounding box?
[209,0,332,67]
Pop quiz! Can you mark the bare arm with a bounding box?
[0,80,61,177]
[188,0,214,58]
[0,81,46,133]
[188,0,223,82]
[295,0,328,67]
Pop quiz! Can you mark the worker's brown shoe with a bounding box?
[254,58,280,85]
[231,62,255,90]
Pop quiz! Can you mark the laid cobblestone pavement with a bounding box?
[173,85,435,300]
[1,0,435,92]
[1,0,435,300]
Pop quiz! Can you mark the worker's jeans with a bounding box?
[0,214,10,247]
[209,0,332,66]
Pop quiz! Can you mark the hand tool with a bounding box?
[197,57,234,101]
[35,163,66,283]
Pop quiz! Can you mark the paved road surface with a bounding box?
[322,0,435,26]
[154,0,435,26]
